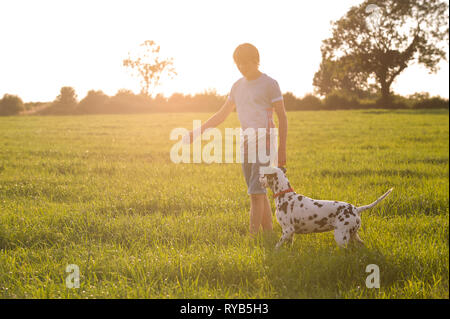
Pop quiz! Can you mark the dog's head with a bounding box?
[259,166,287,190]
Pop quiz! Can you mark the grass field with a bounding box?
[0,109,448,299]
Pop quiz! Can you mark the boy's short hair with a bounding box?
[233,43,260,65]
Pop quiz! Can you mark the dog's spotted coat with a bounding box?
[259,167,393,249]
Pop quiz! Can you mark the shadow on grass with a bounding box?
[259,237,405,298]
[361,109,449,115]
[318,168,435,179]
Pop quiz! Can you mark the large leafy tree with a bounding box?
[313,0,449,105]
[123,40,176,97]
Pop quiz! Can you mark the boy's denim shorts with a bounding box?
[241,158,270,195]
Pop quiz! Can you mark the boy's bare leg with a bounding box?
[249,194,265,235]
[249,194,273,236]
[261,194,273,231]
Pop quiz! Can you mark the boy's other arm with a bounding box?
[273,99,287,167]
[186,99,235,143]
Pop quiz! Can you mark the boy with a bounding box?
[186,43,288,236]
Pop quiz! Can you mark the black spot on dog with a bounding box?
[328,213,334,218]
[343,236,347,240]
[356,219,360,224]
[300,203,304,208]
[294,225,306,233]
[344,221,349,225]
[308,216,314,220]
[344,205,355,217]
[335,205,346,215]
[313,202,323,208]
[298,195,303,201]
[279,202,288,214]
[314,217,328,228]
[343,208,352,218]
[313,214,318,218]
[290,202,295,211]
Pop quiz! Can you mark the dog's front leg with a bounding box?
[275,228,294,249]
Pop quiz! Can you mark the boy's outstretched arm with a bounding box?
[273,99,287,167]
[186,99,235,143]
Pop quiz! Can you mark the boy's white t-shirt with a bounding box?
[228,73,283,165]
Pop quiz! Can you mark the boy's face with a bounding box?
[235,59,259,78]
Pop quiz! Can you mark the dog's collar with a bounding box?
[273,187,295,198]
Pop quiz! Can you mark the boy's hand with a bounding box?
[182,100,235,145]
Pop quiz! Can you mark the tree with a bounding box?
[77,90,109,114]
[313,0,449,106]
[0,94,24,116]
[54,86,78,109]
[37,86,78,115]
[123,40,176,97]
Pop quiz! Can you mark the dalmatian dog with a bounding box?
[259,166,393,249]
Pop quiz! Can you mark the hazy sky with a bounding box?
[1,0,448,102]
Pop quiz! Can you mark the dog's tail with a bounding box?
[356,188,393,213]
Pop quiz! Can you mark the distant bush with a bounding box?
[38,87,78,115]
[76,90,110,114]
[358,98,378,109]
[410,94,449,109]
[379,93,450,110]
[282,92,299,111]
[380,94,409,109]
[324,91,360,109]
[107,89,152,113]
[298,94,323,109]
[282,92,323,110]
[414,97,449,109]
[162,90,225,112]
[0,94,24,116]
[190,90,226,112]
[24,102,48,111]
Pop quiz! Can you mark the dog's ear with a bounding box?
[279,166,287,174]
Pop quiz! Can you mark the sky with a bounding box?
[0,0,448,102]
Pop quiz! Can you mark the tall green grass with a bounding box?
[0,109,448,298]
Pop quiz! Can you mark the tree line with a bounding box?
[1,87,448,116]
